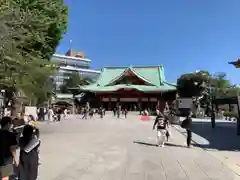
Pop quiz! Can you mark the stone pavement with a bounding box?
[173,118,240,177]
[38,115,240,180]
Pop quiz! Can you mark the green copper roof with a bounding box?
[96,66,165,86]
[75,65,176,92]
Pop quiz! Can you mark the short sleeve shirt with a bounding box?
[156,116,167,129]
[0,130,18,166]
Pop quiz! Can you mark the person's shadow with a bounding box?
[133,141,185,148]
[177,119,240,151]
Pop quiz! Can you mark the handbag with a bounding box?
[166,130,170,137]
[181,119,188,128]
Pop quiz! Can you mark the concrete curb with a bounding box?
[171,125,240,178]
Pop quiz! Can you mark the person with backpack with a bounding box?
[153,112,168,147]
[181,111,193,148]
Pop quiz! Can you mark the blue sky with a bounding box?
[57,0,240,84]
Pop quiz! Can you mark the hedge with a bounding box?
[223,111,238,118]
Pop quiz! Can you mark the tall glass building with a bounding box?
[50,49,101,91]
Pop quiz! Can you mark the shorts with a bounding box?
[0,164,14,178]
[157,129,166,137]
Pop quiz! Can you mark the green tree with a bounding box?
[210,72,231,96]
[60,72,83,94]
[5,0,68,60]
[177,70,234,116]
[177,70,210,97]
[0,0,68,113]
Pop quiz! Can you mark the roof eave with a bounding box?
[229,61,240,67]
[106,67,154,86]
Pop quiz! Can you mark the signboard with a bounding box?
[141,98,148,102]
[111,98,117,102]
[102,98,109,102]
[120,98,138,102]
[150,98,157,102]
[177,98,193,109]
[25,106,38,120]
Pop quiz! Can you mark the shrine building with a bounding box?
[73,65,177,111]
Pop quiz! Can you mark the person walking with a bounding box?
[89,108,94,119]
[56,108,61,122]
[124,108,128,118]
[153,112,168,147]
[48,108,54,122]
[181,111,193,148]
[99,106,104,119]
[82,108,87,120]
[0,117,19,180]
[116,105,121,119]
[113,108,116,117]
[63,108,68,119]
[18,125,40,180]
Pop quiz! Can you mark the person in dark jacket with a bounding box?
[0,117,19,180]
[18,125,40,180]
[181,111,193,148]
[56,108,61,122]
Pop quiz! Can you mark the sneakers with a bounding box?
[157,143,165,147]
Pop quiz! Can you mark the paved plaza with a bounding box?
[38,114,240,180]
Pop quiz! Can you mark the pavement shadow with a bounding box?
[133,141,185,148]
[185,120,240,151]
[164,142,186,148]
[133,141,158,147]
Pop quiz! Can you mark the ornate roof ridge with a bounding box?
[103,65,163,69]
[106,67,154,86]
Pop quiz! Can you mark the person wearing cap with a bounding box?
[153,111,169,147]
[0,117,19,180]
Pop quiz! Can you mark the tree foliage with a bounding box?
[177,70,211,97]
[177,70,238,115]
[177,70,234,97]
[0,0,68,108]
[2,0,68,60]
[60,72,84,94]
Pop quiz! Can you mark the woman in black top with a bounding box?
[18,125,40,180]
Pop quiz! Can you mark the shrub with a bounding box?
[223,111,238,118]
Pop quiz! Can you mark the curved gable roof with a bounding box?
[106,67,154,86]
[95,65,165,87]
